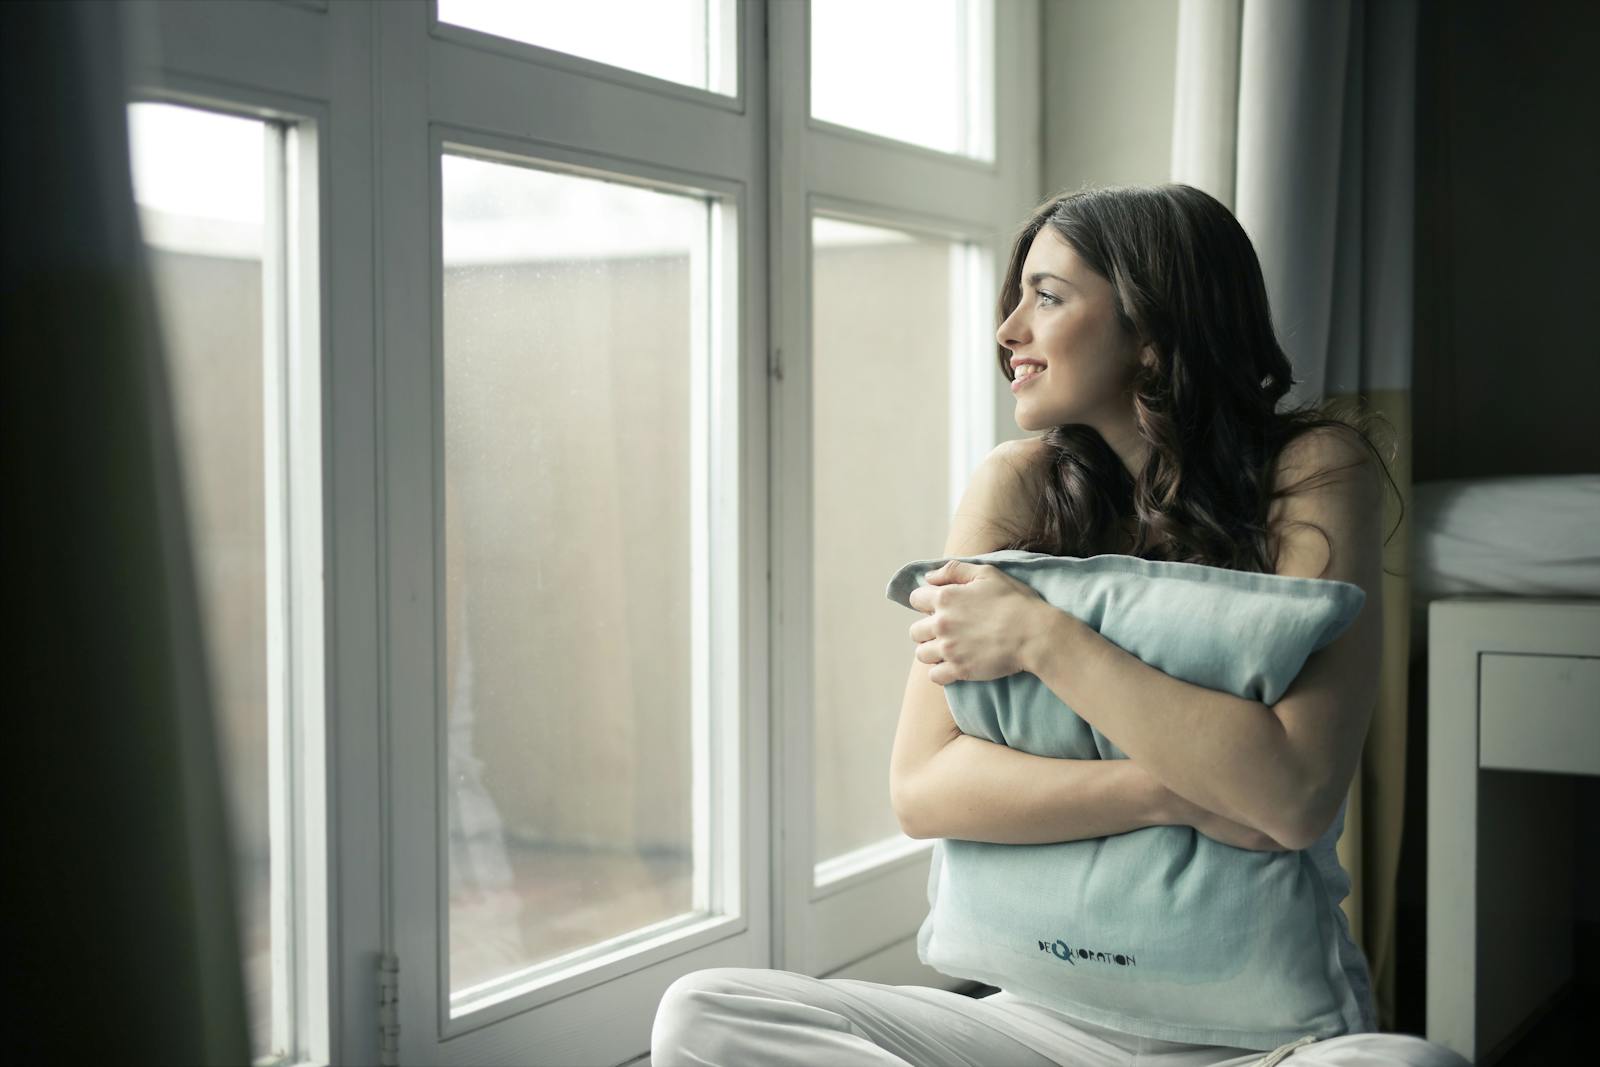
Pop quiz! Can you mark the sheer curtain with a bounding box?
[2,1,249,1061]
[1171,0,1419,1032]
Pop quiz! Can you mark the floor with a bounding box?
[1491,983,1586,1066]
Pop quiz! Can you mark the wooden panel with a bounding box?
[1480,653,1600,776]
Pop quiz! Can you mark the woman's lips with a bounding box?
[1011,366,1044,393]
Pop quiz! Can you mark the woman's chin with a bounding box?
[1014,404,1050,433]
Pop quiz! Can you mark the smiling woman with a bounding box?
[896,185,1403,861]
[649,184,1470,1067]
[989,185,1399,578]
[999,228,1153,445]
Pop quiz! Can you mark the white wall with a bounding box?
[1040,0,1181,194]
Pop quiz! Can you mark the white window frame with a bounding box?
[376,2,769,1062]
[125,51,333,1067]
[123,0,1041,1063]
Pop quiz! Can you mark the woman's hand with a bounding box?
[1162,787,1293,852]
[907,560,1053,686]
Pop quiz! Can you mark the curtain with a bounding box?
[1,1,250,1062]
[1170,0,1419,1033]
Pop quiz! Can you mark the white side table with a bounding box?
[1427,598,1600,1064]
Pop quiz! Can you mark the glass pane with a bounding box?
[811,217,960,869]
[437,0,735,95]
[442,154,713,1002]
[811,0,994,158]
[128,102,276,1062]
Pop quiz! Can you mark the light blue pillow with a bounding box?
[885,550,1373,1049]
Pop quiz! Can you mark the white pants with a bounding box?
[650,968,1473,1067]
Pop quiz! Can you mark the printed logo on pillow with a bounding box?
[1039,938,1137,967]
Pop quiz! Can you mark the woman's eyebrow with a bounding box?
[1025,270,1073,289]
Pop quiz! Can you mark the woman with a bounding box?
[651,185,1469,1066]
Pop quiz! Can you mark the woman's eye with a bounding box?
[1036,290,1059,305]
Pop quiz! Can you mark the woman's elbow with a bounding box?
[889,710,961,840]
[1282,793,1341,852]
[890,769,931,839]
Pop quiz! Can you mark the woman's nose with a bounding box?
[997,304,1028,350]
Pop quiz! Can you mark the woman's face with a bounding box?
[997,226,1147,434]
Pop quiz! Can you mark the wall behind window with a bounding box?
[147,248,270,865]
[443,254,693,853]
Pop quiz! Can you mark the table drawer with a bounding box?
[1479,652,1600,775]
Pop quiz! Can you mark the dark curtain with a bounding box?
[2,1,250,1062]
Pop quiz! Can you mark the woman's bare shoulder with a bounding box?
[945,439,1051,555]
[1271,423,1376,486]
[1265,424,1384,579]
[989,437,1055,504]
[992,436,1053,478]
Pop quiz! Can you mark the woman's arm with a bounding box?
[894,647,1287,849]
[891,649,1166,843]
[890,440,1289,849]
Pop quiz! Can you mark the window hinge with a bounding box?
[378,953,400,1066]
[771,345,784,382]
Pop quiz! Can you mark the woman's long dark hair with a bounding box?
[991,183,1401,576]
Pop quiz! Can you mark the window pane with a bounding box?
[437,0,735,96]
[811,217,961,871]
[810,0,994,159]
[128,102,276,1062]
[442,154,717,1006]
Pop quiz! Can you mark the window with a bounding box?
[440,153,736,1011]
[128,0,1037,1061]
[128,100,324,1066]
[437,0,738,95]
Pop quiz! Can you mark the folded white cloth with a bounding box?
[1411,474,1600,654]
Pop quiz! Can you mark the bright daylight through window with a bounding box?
[436,0,737,95]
